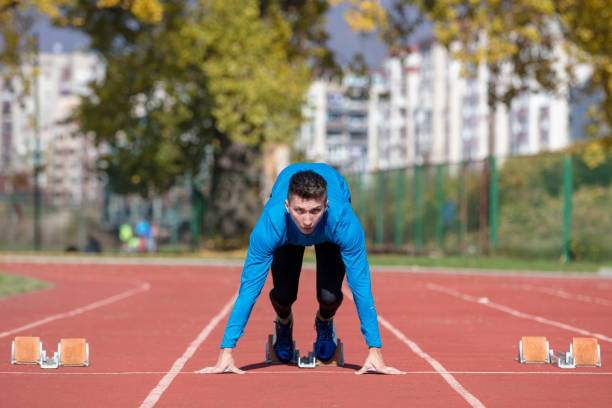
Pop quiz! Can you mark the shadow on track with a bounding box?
[239,361,362,372]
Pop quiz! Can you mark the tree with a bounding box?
[557,0,612,136]
[67,0,314,244]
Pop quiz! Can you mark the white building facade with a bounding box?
[299,38,573,172]
[0,51,104,204]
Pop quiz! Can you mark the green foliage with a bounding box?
[68,0,312,199]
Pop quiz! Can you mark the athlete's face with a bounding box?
[285,194,328,235]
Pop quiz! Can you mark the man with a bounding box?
[201,163,404,375]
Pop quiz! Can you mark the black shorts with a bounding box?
[269,242,346,308]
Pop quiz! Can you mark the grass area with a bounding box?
[0,273,51,299]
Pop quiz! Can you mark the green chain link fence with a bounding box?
[347,150,612,262]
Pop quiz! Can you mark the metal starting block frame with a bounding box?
[265,334,344,368]
[554,337,601,369]
[11,337,89,369]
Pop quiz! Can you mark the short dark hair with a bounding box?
[288,170,327,202]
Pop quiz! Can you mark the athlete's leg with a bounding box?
[269,244,305,319]
[313,242,345,361]
[314,242,345,319]
[268,244,304,363]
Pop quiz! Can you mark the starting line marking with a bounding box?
[0,281,151,339]
[2,370,611,376]
[139,293,237,408]
[342,288,485,408]
[426,283,612,343]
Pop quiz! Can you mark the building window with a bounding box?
[3,78,13,92]
[539,106,550,147]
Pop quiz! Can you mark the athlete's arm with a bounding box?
[337,206,405,375]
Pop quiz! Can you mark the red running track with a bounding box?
[1,259,611,407]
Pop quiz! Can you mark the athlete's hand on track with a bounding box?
[198,348,245,374]
[356,347,406,375]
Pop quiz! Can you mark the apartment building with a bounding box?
[300,38,574,172]
[297,73,370,172]
[0,50,103,204]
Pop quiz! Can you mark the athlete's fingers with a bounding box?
[380,366,406,375]
[196,366,218,374]
[355,362,374,374]
[226,365,246,374]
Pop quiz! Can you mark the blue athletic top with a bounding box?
[220,162,382,348]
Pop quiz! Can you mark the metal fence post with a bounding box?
[415,164,423,252]
[376,170,384,246]
[460,161,467,254]
[489,156,498,251]
[562,154,573,263]
[436,164,443,249]
[394,168,404,249]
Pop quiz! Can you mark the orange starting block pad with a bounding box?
[557,337,601,368]
[265,334,344,368]
[58,338,89,367]
[11,337,43,365]
[11,337,89,369]
[518,336,552,363]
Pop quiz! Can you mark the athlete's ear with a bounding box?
[285,199,289,212]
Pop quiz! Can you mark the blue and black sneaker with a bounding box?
[314,316,338,361]
[273,317,295,363]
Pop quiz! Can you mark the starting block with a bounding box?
[556,337,601,369]
[265,334,344,368]
[11,337,43,365]
[518,336,552,363]
[11,337,89,369]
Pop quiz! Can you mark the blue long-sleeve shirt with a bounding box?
[220,163,382,348]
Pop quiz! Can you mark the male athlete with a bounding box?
[201,163,404,375]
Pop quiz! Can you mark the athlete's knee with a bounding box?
[318,288,342,306]
[269,288,296,308]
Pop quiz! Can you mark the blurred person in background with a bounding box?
[201,163,404,375]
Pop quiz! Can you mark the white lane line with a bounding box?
[515,284,612,307]
[2,370,611,376]
[139,293,237,408]
[426,283,612,343]
[0,281,151,338]
[343,288,485,408]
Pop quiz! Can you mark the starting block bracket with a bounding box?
[40,350,60,369]
[297,352,317,368]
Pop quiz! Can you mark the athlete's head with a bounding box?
[285,170,328,234]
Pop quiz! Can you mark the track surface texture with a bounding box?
[1,258,611,407]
